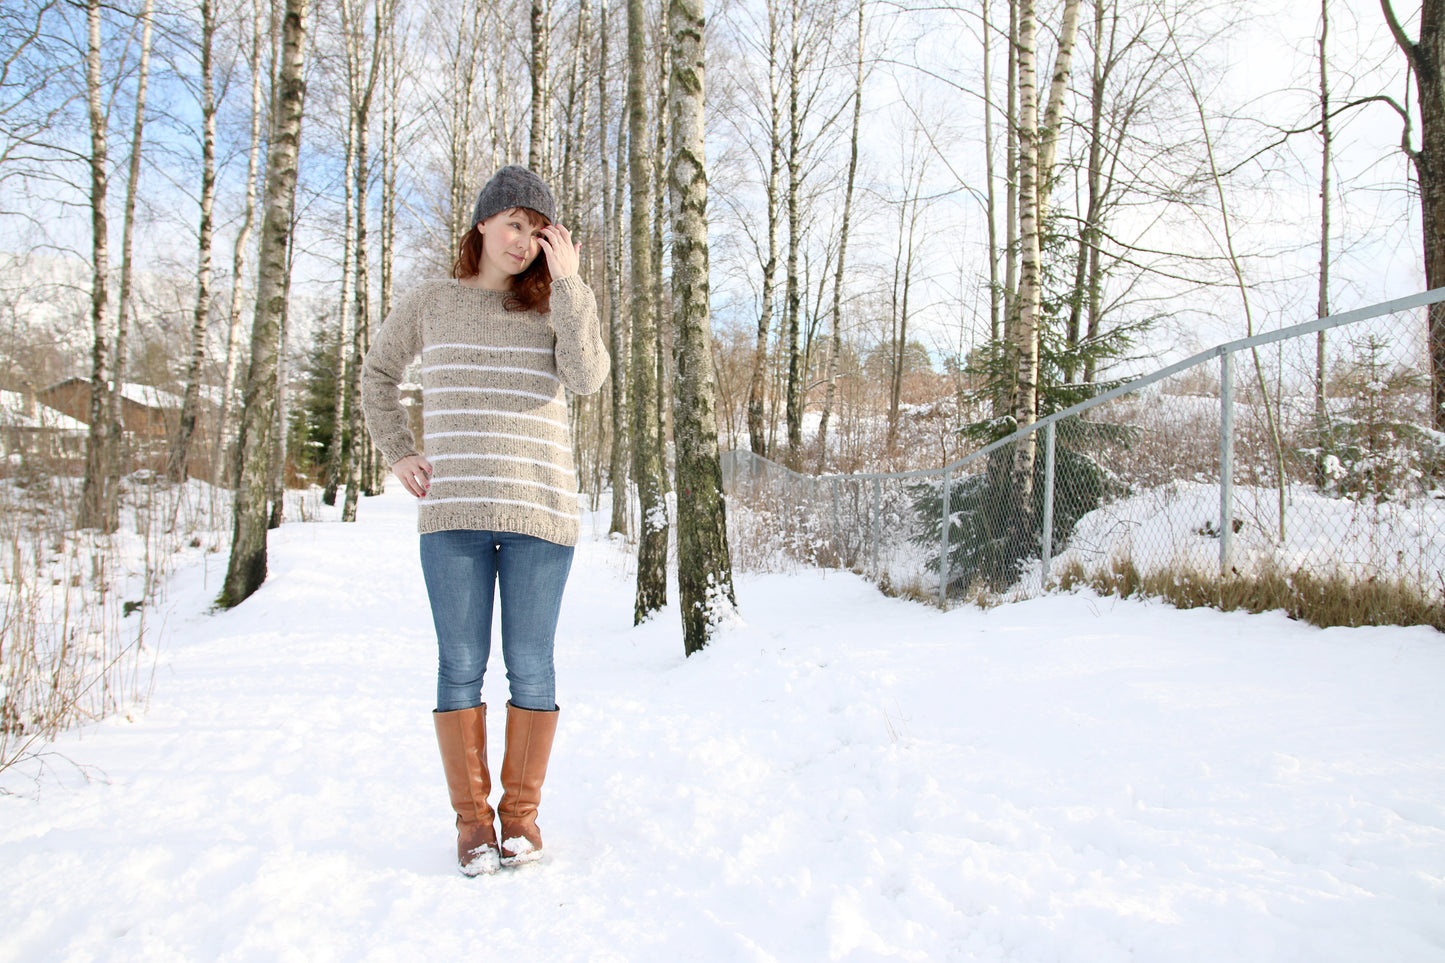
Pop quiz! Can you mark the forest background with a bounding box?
[1,0,1430,482]
[0,0,1440,757]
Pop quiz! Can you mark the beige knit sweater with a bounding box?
[361,274,610,546]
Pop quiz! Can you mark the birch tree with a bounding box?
[172,0,217,482]
[1009,0,1043,497]
[78,0,154,529]
[599,0,631,536]
[1381,0,1445,431]
[1316,0,1332,454]
[104,0,154,504]
[77,0,122,532]
[1005,0,1080,502]
[670,0,736,655]
[340,0,392,522]
[530,0,551,173]
[222,0,310,607]
[782,0,806,462]
[432,0,488,253]
[884,137,927,452]
[814,0,865,472]
[77,0,111,531]
[629,0,668,621]
[983,0,1001,343]
[780,0,845,465]
[217,0,266,485]
[322,103,356,507]
[743,0,785,459]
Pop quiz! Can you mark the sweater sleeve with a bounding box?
[548,274,610,396]
[361,283,426,465]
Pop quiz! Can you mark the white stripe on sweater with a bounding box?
[426,430,571,452]
[428,452,574,474]
[422,495,577,518]
[423,343,554,355]
[424,385,563,405]
[430,475,576,497]
[422,362,559,383]
[423,408,568,430]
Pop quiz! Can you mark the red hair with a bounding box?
[451,207,553,314]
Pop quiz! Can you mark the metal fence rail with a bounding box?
[721,289,1445,616]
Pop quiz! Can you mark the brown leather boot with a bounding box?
[433,705,501,876]
[497,702,559,866]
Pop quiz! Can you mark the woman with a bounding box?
[361,165,609,876]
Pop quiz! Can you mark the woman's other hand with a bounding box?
[536,223,580,280]
[391,453,433,498]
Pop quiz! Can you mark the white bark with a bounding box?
[222,0,310,606]
[218,0,267,486]
[79,0,111,531]
[173,0,216,482]
[670,0,735,654]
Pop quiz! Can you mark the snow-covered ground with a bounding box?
[2,487,1443,962]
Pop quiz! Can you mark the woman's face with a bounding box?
[478,208,546,281]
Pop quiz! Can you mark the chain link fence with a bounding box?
[721,290,1445,628]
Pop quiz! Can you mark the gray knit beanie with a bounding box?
[471,165,557,227]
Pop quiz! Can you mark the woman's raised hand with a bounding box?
[391,453,433,498]
[536,223,580,280]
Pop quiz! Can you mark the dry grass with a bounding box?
[0,454,228,781]
[1054,554,1444,633]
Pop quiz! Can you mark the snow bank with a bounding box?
[1059,479,1445,585]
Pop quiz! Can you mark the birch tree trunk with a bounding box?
[1078,0,1110,385]
[746,0,784,460]
[106,0,155,504]
[530,0,551,173]
[1005,0,1080,507]
[172,0,216,483]
[983,0,1000,344]
[629,0,668,621]
[78,0,114,532]
[610,98,631,535]
[269,223,298,531]
[378,0,401,491]
[815,0,864,473]
[995,0,1018,421]
[562,0,592,218]
[447,4,484,246]
[222,0,309,607]
[340,0,389,522]
[1316,0,1331,467]
[783,0,804,464]
[1010,0,1041,499]
[1065,0,1105,385]
[670,0,736,655]
[652,36,672,469]
[1381,0,1445,432]
[1035,0,1083,211]
[600,0,631,536]
[323,109,355,508]
[885,168,920,452]
[217,0,266,486]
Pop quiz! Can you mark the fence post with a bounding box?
[939,468,951,606]
[871,477,881,574]
[1220,350,1235,575]
[1041,419,1056,582]
[831,477,840,562]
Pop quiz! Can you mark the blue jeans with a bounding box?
[419,530,575,712]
